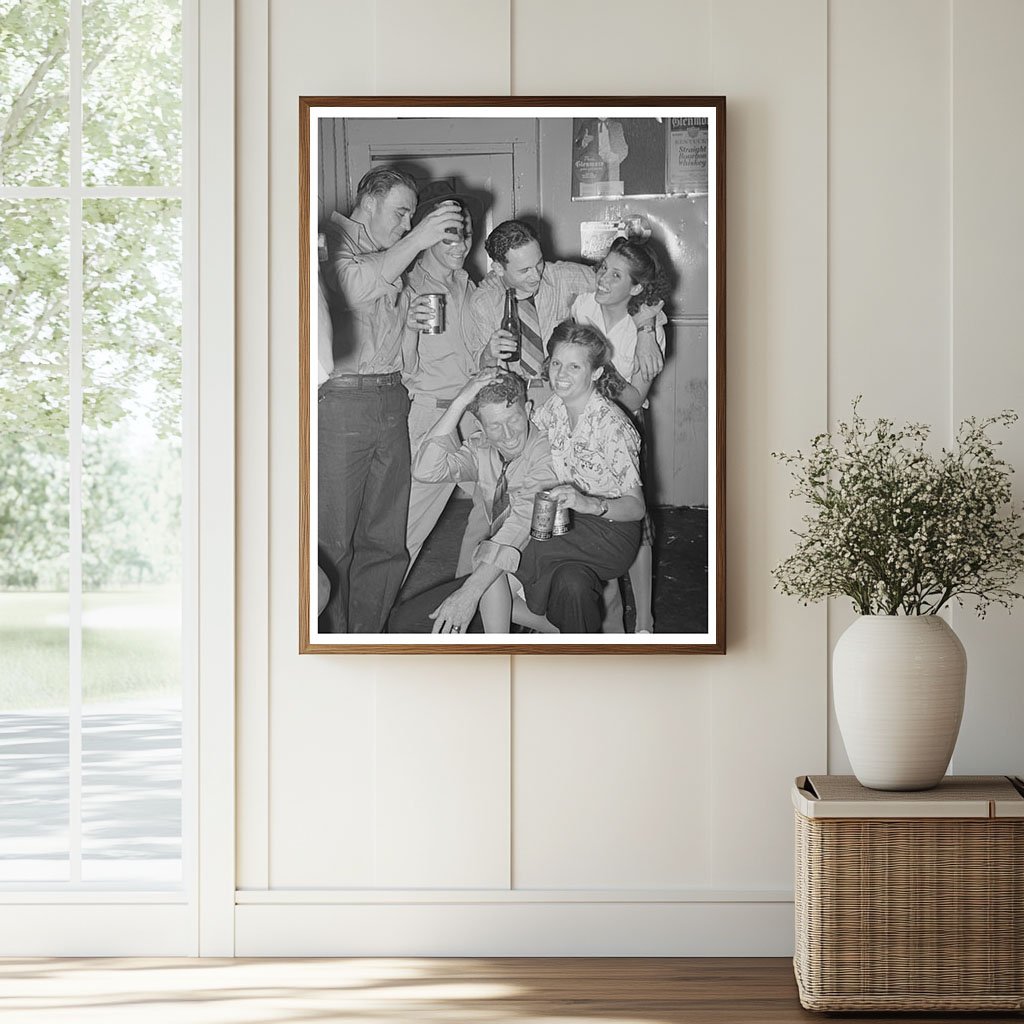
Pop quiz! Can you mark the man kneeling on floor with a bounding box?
[388,368,557,634]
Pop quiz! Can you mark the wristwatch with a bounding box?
[597,498,610,518]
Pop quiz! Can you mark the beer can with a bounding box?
[552,503,572,535]
[419,293,446,334]
[530,491,559,541]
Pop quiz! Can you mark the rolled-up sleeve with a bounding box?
[412,434,479,484]
[471,539,522,573]
[327,246,399,309]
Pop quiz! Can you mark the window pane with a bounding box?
[0,0,70,186]
[82,0,181,187]
[81,198,181,883]
[0,199,70,880]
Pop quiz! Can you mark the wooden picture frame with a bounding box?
[300,97,725,654]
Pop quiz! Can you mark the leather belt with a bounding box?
[324,371,402,389]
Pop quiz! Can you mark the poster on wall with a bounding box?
[571,117,668,199]
[299,96,726,654]
[667,117,709,194]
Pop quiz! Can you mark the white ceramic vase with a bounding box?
[833,615,967,791]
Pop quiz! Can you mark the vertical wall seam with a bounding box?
[508,657,515,890]
[508,0,514,95]
[824,0,832,770]
[261,0,272,889]
[946,0,957,769]
[948,0,955,444]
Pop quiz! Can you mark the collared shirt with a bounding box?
[533,390,642,497]
[402,256,480,400]
[322,211,408,374]
[470,260,598,369]
[570,292,667,382]
[412,424,558,572]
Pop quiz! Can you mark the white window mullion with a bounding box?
[0,186,183,200]
[181,0,200,913]
[68,0,83,885]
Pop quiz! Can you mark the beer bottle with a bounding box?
[500,287,522,364]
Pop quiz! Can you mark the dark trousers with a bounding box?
[547,563,606,632]
[387,576,485,634]
[516,516,642,633]
[318,375,410,633]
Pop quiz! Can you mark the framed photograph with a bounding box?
[300,96,725,654]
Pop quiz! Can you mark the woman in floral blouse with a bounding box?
[511,320,646,633]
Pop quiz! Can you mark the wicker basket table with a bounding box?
[793,774,1024,1012]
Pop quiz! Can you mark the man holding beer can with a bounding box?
[318,167,465,634]
[400,181,487,572]
[387,369,558,635]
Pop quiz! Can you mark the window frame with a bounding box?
[0,0,235,956]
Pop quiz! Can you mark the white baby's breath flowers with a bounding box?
[772,400,1024,617]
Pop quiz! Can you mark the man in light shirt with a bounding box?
[318,167,463,633]
[387,369,557,635]
[400,182,485,571]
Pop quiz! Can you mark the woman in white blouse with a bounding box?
[509,321,646,633]
[571,237,668,632]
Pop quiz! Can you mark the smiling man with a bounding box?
[387,369,558,635]
[400,182,485,572]
[471,219,665,388]
[318,167,464,634]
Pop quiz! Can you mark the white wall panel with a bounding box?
[707,0,828,888]
[949,0,1024,778]
[514,663,713,889]
[827,0,951,774]
[263,0,378,888]
[233,0,1024,956]
[375,0,510,94]
[512,0,712,95]
[236,0,270,894]
[270,671,377,887]
[374,660,511,888]
[829,0,950,424]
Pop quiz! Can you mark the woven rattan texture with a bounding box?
[794,812,1024,1011]
[805,774,1023,804]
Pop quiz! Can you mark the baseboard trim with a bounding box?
[236,887,792,904]
[235,900,795,956]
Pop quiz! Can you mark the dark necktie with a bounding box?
[489,457,511,536]
[516,295,545,379]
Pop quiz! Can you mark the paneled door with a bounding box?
[341,117,539,280]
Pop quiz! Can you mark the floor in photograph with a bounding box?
[0,957,1019,1023]
[401,496,709,634]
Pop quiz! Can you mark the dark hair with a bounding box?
[542,320,627,399]
[484,220,539,266]
[354,167,418,207]
[469,371,528,417]
[606,236,669,315]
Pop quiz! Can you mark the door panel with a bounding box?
[345,118,536,281]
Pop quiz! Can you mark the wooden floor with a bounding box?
[0,957,1020,1023]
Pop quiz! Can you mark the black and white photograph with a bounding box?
[300,98,725,654]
